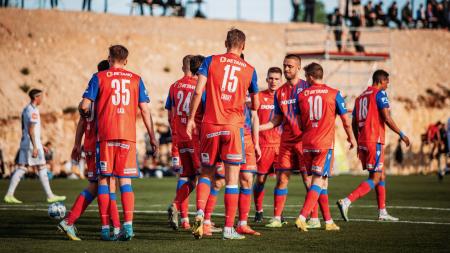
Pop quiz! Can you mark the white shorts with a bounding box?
[17,148,46,167]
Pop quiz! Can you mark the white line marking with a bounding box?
[1,207,449,226]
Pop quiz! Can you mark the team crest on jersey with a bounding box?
[100,161,107,171]
[106,72,113,77]
[264,97,268,102]
[201,153,210,163]
[303,90,309,96]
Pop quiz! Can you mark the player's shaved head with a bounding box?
[303,62,323,80]
[109,45,128,63]
[182,55,194,73]
[190,55,205,75]
[97,60,110,72]
[372,69,389,84]
[225,28,246,50]
[285,54,301,65]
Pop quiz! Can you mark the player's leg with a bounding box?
[109,177,121,239]
[168,141,182,229]
[253,146,275,222]
[4,163,27,203]
[376,146,398,221]
[300,151,320,229]
[37,164,66,203]
[296,174,327,232]
[204,172,225,236]
[97,141,114,240]
[337,145,381,221]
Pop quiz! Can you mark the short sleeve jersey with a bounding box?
[243,104,252,136]
[20,103,42,150]
[197,53,258,127]
[165,75,200,140]
[83,103,97,152]
[353,86,390,144]
[258,89,281,147]
[297,84,347,150]
[274,80,310,144]
[83,67,150,142]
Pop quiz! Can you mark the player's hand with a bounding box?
[43,146,49,153]
[401,135,410,147]
[71,145,82,162]
[347,137,355,150]
[32,148,38,158]
[255,144,262,162]
[186,119,196,140]
[150,138,159,159]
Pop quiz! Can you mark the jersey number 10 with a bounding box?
[308,95,323,121]
[111,79,130,106]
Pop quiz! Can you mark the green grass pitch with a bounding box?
[1,175,449,252]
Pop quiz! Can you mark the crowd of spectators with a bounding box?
[343,0,449,29]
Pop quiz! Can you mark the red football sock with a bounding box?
[274,187,288,217]
[224,185,239,227]
[97,185,110,226]
[238,188,252,222]
[196,177,211,211]
[347,179,375,202]
[180,182,195,219]
[174,179,190,218]
[110,192,121,229]
[300,184,321,218]
[376,181,386,209]
[66,189,96,226]
[253,183,265,212]
[318,189,331,222]
[120,184,134,223]
[204,188,219,220]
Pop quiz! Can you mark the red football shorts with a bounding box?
[276,142,304,173]
[178,139,201,177]
[358,143,384,173]
[99,140,138,178]
[241,134,257,173]
[303,149,334,177]
[85,150,97,182]
[257,146,279,175]
[200,123,244,167]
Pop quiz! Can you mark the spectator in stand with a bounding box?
[401,1,414,28]
[388,1,402,28]
[416,3,427,27]
[328,8,344,52]
[364,1,377,27]
[292,0,300,22]
[194,0,206,18]
[375,1,387,26]
[350,9,365,52]
[426,2,439,28]
[303,0,316,23]
[50,0,57,8]
[82,0,91,11]
[0,0,9,7]
[436,3,447,28]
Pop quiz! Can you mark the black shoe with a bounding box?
[254,211,264,223]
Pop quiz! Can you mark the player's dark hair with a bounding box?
[190,55,205,75]
[303,62,323,80]
[267,67,282,76]
[28,89,43,100]
[109,45,128,62]
[372,69,389,84]
[285,54,301,64]
[97,60,109,72]
[226,28,246,49]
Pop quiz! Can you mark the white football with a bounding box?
[48,202,66,219]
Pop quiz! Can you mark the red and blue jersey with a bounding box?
[297,84,347,150]
[258,89,281,147]
[244,104,252,136]
[274,80,310,144]
[197,53,258,127]
[353,86,390,144]
[83,67,150,142]
[83,103,97,152]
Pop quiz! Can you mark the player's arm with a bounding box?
[336,92,355,149]
[260,114,282,131]
[248,70,260,110]
[79,74,99,117]
[351,113,358,141]
[251,109,261,161]
[28,122,38,158]
[140,102,159,157]
[380,108,410,146]
[79,98,92,117]
[71,117,86,161]
[165,89,173,127]
[377,91,410,146]
[187,74,206,139]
